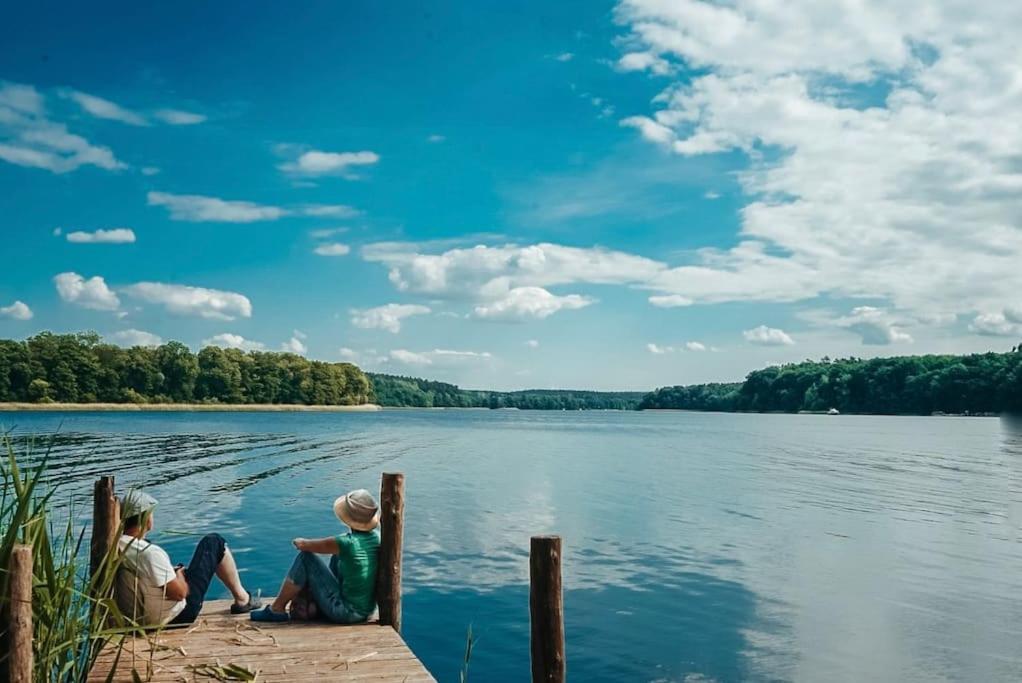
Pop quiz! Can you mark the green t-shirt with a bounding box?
[334,529,380,617]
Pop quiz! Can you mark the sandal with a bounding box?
[230,594,264,615]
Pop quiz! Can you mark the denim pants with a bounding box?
[287,551,366,623]
[169,533,226,625]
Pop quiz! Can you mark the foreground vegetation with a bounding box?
[639,348,1022,415]
[0,332,372,406]
[368,373,645,410]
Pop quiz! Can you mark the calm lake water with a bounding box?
[4,410,1021,682]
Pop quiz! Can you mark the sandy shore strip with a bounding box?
[0,402,382,413]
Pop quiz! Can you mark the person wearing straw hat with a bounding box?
[116,490,262,627]
[252,488,381,623]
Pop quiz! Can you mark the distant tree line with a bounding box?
[368,373,645,410]
[639,349,1022,415]
[0,332,372,405]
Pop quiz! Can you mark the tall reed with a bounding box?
[0,434,129,682]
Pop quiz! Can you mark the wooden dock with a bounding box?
[87,600,435,682]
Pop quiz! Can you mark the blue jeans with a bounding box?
[287,551,366,623]
[169,533,226,625]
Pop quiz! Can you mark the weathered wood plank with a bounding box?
[88,600,435,682]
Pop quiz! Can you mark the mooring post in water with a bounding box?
[531,535,565,683]
[90,475,119,581]
[376,472,405,632]
[10,543,33,683]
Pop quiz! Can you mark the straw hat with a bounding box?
[333,489,380,531]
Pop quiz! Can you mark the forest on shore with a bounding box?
[0,332,372,406]
[639,348,1022,415]
[368,373,645,410]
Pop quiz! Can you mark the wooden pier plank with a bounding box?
[88,600,435,682]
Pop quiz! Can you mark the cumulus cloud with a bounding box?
[685,341,707,351]
[351,303,430,333]
[617,51,672,75]
[647,343,670,354]
[300,204,360,218]
[123,282,252,320]
[472,286,592,321]
[147,191,286,223]
[648,294,692,308]
[65,228,136,244]
[309,227,349,239]
[554,52,575,62]
[279,150,379,177]
[54,272,120,311]
[280,330,308,354]
[108,329,162,347]
[648,341,708,354]
[313,243,350,256]
[0,300,32,320]
[837,306,913,345]
[614,0,1022,322]
[969,310,1022,337]
[0,81,126,174]
[526,339,540,348]
[202,333,265,351]
[743,325,794,346]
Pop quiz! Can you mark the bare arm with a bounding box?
[293,537,341,554]
[161,567,190,601]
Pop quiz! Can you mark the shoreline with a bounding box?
[0,402,382,413]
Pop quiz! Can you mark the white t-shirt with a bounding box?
[115,534,186,626]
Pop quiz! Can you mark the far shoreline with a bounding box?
[0,402,382,413]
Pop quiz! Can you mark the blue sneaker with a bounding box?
[250,606,289,623]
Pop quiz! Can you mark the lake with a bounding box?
[3,410,1021,682]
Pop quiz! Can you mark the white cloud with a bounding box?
[427,134,446,143]
[301,204,360,218]
[140,166,160,176]
[554,52,575,62]
[0,300,32,320]
[837,306,913,345]
[309,227,349,239]
[526,339,540,348]
[54,272,120,311]
[648,294,692,308]
[387,348,493,367]
[313,243,351,256]
[0,81,126,174]
[279,150,379,177]
[351,303,431,333]
[472,286,593,321]
[969,311,1022,337]
[147,191,286,223]
[338,347,358,360]
[123,282,252,320]
[152,109,205,125]
[617,51,671,75]
[203,333,265,351]
[685,341,707,351]
[64,90,148,126]
[743,325,794,346]
[647,343,670,354]
[108,329,162,347]
[281,330,308,354]
[65,228,136,244]
[614,0,1022,323]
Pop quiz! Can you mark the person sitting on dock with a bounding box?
[115,490,262,627]
[251,488,381,624]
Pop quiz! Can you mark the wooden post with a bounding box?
[90,475,119,580]
[376,472,405,632]
[9,544,33,683]
[530,535,565,683]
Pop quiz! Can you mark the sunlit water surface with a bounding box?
[4,410,1021,682]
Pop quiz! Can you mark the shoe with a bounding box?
[250,605,289,623]
[231,595,264,615]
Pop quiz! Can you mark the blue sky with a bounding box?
[1,1,1019,390]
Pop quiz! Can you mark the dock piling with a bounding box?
[377,472,405,632]
[530,535,565,683]
[90,475,119,581]
[9,543,33,683]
